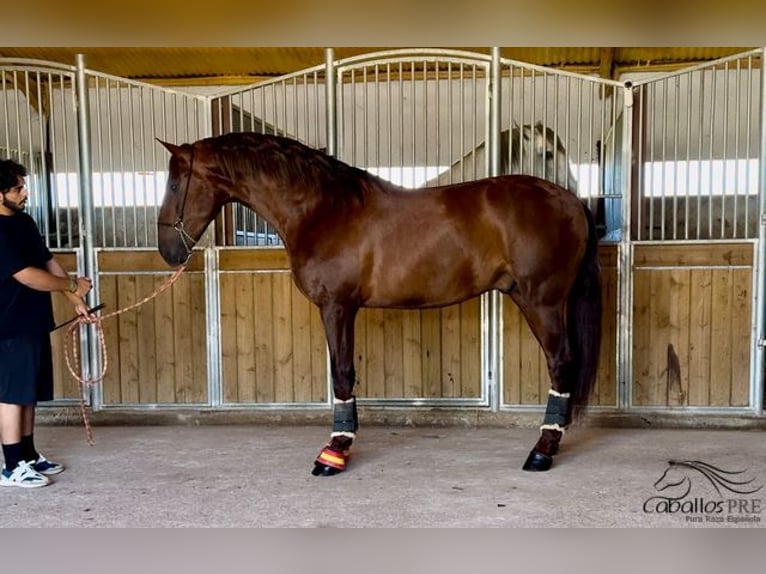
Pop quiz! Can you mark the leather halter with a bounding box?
[158,147,196,264]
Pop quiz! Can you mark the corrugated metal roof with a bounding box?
[0,47,756,85]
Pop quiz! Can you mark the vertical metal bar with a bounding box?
[685,73,692,240]
[745,56,754,238]
[489,48,501,178]
[696,71,705,239]
[59,73,73,248]
[411,60,416,186]
[75,54,99,399]
[733,59,741,238]
[640,84,657,240]
[206,248,222,406]
[423,60,428,183]
[722,61,730,238]
[350,68,356,165]
[488,48,501,411]
[618,83,634,409]
[752,47,766,415]
[434,60,439,185]
[324,48,336,157]
[660,79,667,240]
[324,48,336,404]
[673,77,680,240]
[708,68,716,238]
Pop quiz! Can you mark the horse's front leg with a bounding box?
[312,302,359,476]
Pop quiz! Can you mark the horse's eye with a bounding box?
[170,183,179,192]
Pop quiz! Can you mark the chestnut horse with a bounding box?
[157,132,602,474]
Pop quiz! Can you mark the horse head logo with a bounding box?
[653,460,763,501]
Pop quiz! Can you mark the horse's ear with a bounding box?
[157,138,184,157]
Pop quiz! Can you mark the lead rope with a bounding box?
[62,265,187,445]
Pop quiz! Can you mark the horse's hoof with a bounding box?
[522,450,553,472]
[312,462,342,476]
[311,445,348,476]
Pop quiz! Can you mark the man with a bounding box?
[0,159,93,488]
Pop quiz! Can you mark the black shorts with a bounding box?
[0,333,53,405]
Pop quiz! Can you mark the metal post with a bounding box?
[617,83,634,410]
[753,47,766,416]
[324,48,337,406]
[325,48,337,157]
[74,54,100,406]
[487,48,502,410]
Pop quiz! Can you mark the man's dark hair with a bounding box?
[0,159,28,192]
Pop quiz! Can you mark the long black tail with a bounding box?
[567,202,603,411]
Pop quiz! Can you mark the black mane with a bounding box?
[203,132,397,204]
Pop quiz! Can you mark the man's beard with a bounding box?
[2,196,26,212]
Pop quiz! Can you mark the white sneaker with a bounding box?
[32,453,64,476]
[0,460,51,488]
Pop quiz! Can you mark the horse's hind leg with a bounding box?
[312,302,359,476]
[509,295,575,472]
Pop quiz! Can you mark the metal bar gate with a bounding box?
[1,48,763,419]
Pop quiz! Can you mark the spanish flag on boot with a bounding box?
[315,445,349,471]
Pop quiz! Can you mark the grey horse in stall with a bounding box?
[424,121,579,194]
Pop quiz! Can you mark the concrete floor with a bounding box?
[2,424,764,527]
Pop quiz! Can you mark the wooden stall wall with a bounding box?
[353,299,482,400]
[98,251,208,405]
[502,244,618,407]
[632,243,753,407]
[219,249,328,404]
[50,252,82,400]
[218,248,483,403]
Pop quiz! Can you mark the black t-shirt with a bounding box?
[0,212,55,338]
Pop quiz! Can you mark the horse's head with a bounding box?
[517,122,578,193]
[157,139,231,266]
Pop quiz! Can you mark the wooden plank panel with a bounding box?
[634,243,753,267]
[99,276,121,404]
[730,268,752,406]
[219,274,239,403]
[136,275,158,404]
[154,273,177,403]
[667,269,691,406]
[50,253,79,399]
[383,310,404,397]
[50,299,79,399]
[502,299,523,404]
[709,269,733,406]
[251,273,272,402]
[219,249,290,271]
[353,309,368,397]
[520,314,542,405]
[98,250,204,272]
[632,244,753,409]
[171,275,195,403]
[291,282,314,402]
[401,310,423,398]
[460,298,481,398]
[420,308,442,398]
[117,275,139,403]
[309,302,327,402]
[440,304,462,397]
[272,273,294,402]
[647,271,670,406]
[594,262,618,406]
[632,269,653,406]
[188,274,208,403]
[687,269,712,406]
[364,308,386,398]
